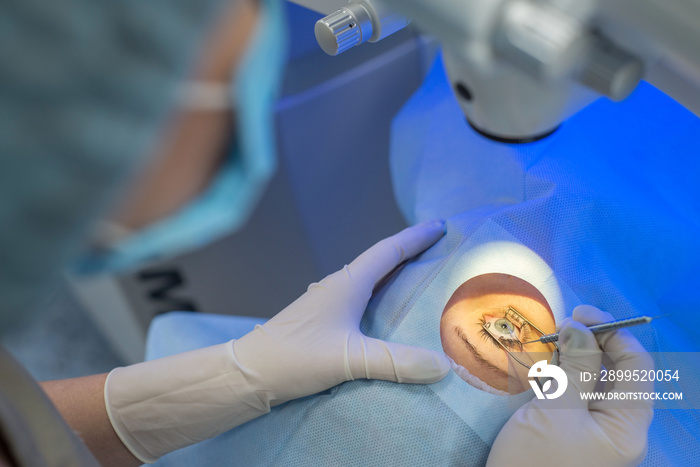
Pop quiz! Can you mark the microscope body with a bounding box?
[292,0,700,141]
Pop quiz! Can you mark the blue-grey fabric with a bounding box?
[73,0,288,275]
[0,0,231,329]
[147,53,700,465]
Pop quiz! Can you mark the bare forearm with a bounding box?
[40,374,142,467]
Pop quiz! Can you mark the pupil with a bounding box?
[494,319,514,335]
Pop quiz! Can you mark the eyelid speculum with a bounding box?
[505,306,548,337]
[481,322,532,368]
[482,306,561,370]
[481,320,520,350]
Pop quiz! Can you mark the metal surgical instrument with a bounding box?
[481,307,561,371]
[522,316,655,345]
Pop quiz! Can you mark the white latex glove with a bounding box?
[486,305,654,467]
[105,221,451,463]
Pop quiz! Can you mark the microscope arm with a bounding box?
[290,0,700,140]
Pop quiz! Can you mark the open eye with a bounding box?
[493,318,515,337]
[478,315,525,352]
[482,315,520,341]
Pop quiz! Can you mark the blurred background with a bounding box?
[0,1,437,379]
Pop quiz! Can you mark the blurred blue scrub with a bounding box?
[0,0,231,329]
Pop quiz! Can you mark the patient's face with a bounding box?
[440,273,557,394]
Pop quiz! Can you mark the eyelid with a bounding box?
[483,307,536,338]
[483,307,525,329]
[481,314,521,337]
[499,308,536,343]
[477,317,523,350]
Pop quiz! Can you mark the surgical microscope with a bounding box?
[291,0,700,143]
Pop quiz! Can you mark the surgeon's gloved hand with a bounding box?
[486,305,654,467]
[105,221,451,463]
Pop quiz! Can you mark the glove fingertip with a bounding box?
[559,321,598,352]
[417,219,446,232]
[555,317,573,333]
[572,305,613,324]
[426,351,452,380]
[399,350,452,384]
[414,219,447,241]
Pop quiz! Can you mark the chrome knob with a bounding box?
[315,4,373,56]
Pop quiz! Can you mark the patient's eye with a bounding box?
[479,315,523,350]
[482,315,520,340]
[440,273,557,394]
[493,318,515,337]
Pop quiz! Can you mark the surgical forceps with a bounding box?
[521,315,655,344]
[481,307,563,392]
[481,307,561,371]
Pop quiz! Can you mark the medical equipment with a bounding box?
[484,311,652,388]
[523,315,655,344]
[291,0,700,143]
[313,1,409,56]
[487,306,654,467]
[147,220,570,466]
[482,306,560,371]
[386,55,700,465]
[144,72,700,460]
